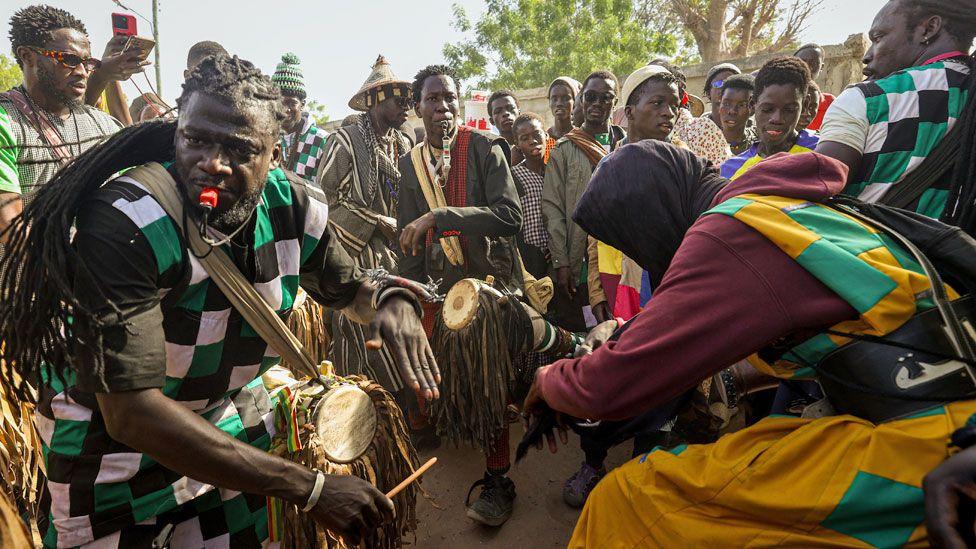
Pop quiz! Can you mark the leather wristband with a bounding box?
[302,470,325,512]
[373,286,424,319]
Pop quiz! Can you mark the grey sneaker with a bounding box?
[465,473,516,527]
[562,462,605,508]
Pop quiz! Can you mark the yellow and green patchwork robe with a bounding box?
[572,193,970,548]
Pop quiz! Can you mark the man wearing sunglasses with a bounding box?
[1,5,146,241]
[270,53,328,183]
[318,54,416,402]
[541,70,625,335]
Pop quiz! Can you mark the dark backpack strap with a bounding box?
[0,89,72,165]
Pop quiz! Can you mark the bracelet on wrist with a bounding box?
[302,470,325,512]
[373,286,424,318]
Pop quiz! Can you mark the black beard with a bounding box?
[210,193,261,234]
[37,63,82,109]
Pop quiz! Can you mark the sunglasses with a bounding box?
[583,90,616,104]
[393,96,415,109]
[711,79,726,89]
[30,47,101,71]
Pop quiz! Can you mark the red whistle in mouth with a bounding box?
[198,187,219,210]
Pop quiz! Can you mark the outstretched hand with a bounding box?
[367,295,440,400]
[924,445,976,548]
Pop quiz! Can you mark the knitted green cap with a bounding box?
[272,52,306,100]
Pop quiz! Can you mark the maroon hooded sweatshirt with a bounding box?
[537,153,860,421]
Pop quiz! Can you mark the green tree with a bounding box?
[443,0,677,91]
[306,100,330,127]
[0,54,23,92]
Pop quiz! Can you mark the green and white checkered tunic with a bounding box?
[839,59,971,218]
[35,165,358,547]
[280,113,327,183]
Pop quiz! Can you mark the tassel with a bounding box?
[429,292,531,450]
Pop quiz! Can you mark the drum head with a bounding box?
[443,279,481,330]
[312,384,377,463]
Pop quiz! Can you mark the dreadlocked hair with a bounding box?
[0,54,285,402]
[899,0,976,48]
[9,4,86,66]
[0,120,176,403]
[178,54,287,129]
[412,64,461,104]
[929,54,976,233]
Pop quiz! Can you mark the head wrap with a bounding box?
[548,76,581,99]
[272,53,306,100]
[572,140,727,286]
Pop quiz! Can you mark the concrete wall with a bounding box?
[324,33,870,134]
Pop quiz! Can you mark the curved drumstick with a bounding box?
[386,457,437,499]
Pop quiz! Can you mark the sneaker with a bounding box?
[562,462,605,508]
[465,473,516,527]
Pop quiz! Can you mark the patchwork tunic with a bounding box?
[822,58,972,218]
[319,120,411,391]
[36,166,362,547]
[280,112,328,183]
[570,193,969,547]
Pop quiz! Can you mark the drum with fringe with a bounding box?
[263,365,421,549]
[430,278,583,449]
[280,289,332,378]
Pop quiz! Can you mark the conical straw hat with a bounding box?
[349,55,412,112]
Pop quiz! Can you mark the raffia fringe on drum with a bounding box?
[270,376,422,548]
[0,354,43,519]
[429,292,528,450]
[281,296,332,377]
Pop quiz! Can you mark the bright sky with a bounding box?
[2,0,886,119]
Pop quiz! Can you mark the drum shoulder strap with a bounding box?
[0,89,72,165]
[126,163,319,378]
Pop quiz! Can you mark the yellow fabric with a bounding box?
[729,142,817,180]
[571,400,976,548]
[729,194,955,379]
[596,241,624,276]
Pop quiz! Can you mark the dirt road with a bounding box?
[411,425,633,548]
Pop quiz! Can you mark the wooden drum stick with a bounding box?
[386,457,437,498]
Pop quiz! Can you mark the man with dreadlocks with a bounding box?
[0,4,146,239]
[0,54,440,547]
[319,55,414,397]
[816,0,976,224]
[397,64,523,527]
[272,52,328,182]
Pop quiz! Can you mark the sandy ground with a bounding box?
[410,424,633,548]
